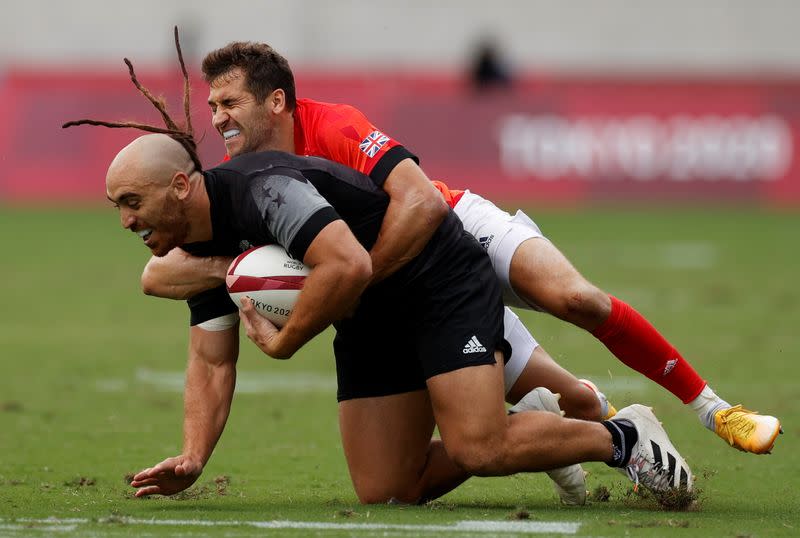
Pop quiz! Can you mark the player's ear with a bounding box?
[270,89,286,114]
[171,171,192,200]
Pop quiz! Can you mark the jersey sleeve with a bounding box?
[183,237,240,328]
[314,104,418,186]
[249,167,341,260]
[187,285,238,327]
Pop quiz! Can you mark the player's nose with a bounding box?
[212,109,229,131]
[120,209,136,229]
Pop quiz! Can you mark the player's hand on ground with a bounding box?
[239,296,283,358]
[130,455,203,497]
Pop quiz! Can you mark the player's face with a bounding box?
[107,180,189,257]
[208,69,274,157]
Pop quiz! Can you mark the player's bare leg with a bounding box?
[500,307,608,420]
[338,383,597,506]
[338,390,468,504]
[507,238,609,330]
[507,237,781,454]
[339,388,591,506]
[338,355,692,504]
[506,345,604,421]
[428,353,694,493]
[428,356,615,476]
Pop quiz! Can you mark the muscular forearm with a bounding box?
[182,328,239,465]
[369,194,446,283]
[242,221,372,361]
[369,159,448,284]
[272,257,370,359]
[142,248,233,300]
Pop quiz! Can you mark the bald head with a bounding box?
[106,134,210,256]
[107,133,195,192]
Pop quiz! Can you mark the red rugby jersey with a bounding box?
[293,98,465,207]
[222,98,465,207]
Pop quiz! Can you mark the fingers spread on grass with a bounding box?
[132,467,155,481]
[134,485,161,498]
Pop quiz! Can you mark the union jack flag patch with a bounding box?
[359,130,390,158]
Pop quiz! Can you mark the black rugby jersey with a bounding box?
[185,150,467,326]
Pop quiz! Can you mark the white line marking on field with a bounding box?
[100,370,648,399]
[578,375,648,394]
[7,517,581,535]
[127,368,337,394]
[251,520,581,534]
[0,523,77,532]
[660,242,717,270]
[95,378,128,392]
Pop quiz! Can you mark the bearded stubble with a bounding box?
[152,192,191,257]
[231,102,279,157]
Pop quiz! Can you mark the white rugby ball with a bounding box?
[226,245,309,327]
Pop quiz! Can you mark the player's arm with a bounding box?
[181,325,239,465]
[369,159,448,283]
[141,247,234,300]
[316,105,448,284]
[131,297,239,497]
[240,219,371,360]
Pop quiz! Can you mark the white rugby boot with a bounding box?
[509,387,587,505]
[610,404,693,493]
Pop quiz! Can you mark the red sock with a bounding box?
[591,296,706,403]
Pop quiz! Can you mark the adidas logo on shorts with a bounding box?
[463,335,487,354]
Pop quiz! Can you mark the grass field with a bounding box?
[0,206,797,537]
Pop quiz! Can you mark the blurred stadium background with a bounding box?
[3,0,800,206]
[1,3,799,535]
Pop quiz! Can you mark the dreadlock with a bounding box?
[62,26,203,173]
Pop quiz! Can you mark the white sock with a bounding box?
[688,385,731,430]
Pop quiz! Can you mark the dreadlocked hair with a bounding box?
[62,26,203,173]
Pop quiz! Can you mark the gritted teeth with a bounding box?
[223,129,240,140]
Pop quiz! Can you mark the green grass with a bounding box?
[0,206,797,537]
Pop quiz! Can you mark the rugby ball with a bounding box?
[226,245,309,327]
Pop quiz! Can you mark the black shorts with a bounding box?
[334,232,508,401]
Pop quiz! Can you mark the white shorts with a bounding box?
[453,190,546,310]
[502,307,539,394]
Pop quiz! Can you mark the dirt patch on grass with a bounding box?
[624,485,701,511]
[1,401,23,412]
[590,484,612,502]
[64,477,96,487]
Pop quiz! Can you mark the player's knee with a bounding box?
[353,481,420,505]
[561,284,598,315]
[349,467,425,505]
[557,283,609,328]
[354,486,390,505]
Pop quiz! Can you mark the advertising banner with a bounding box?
[2,69,799,205]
